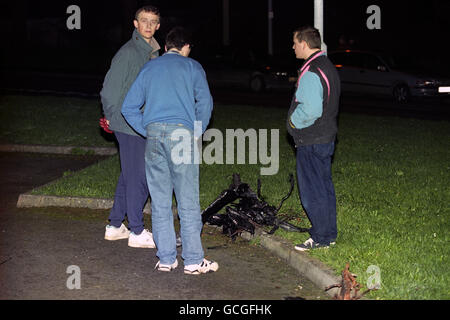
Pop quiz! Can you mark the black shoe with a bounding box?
[294,238,329,251]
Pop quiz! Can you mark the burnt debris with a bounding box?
[201,173,309,240]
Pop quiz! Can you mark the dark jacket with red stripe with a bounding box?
[286,51,341,146]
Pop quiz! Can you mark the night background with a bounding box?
[1,0,449,83]
[0,1,449,302]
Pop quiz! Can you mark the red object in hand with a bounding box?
[99,117,113,133]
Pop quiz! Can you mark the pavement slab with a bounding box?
[0,151,332,301]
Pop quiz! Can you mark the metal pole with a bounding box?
[268,0,273,55]
[314,0,327,52]
[223,0,230,46]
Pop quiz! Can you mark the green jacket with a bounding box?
[100,29,160,135]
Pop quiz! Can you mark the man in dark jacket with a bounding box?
[101,5,160,248]
[286,26,341,251]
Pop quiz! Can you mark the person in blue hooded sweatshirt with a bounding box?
[122,27,218,274]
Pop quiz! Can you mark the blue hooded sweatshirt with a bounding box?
[121,51,213,136]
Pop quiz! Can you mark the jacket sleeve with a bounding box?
[193,63,213,133]
[290,71,323,129]
[100,49,130,121]
[121,71,146,137]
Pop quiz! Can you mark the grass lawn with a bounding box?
[0,95,115,147]
[7,95,449,299]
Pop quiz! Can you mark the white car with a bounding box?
[327,50,450,103]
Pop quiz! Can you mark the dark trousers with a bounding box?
[296,142,337,245]
[108,131,149,234]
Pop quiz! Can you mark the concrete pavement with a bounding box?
[0,150,333,301]
[2,144,342,298]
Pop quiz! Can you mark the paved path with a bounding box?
[0,152,329,301]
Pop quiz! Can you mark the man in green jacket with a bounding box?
[101,5,160,248]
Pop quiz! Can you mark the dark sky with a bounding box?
[2,0,449,75]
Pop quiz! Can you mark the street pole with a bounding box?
[268,0,273,56]
[314,0,327,52]
[223,0,230,46]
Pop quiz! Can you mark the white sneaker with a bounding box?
[155,259,178,272]
[184,258,219,275]
[105,223,130,240]
[128,229,156,248]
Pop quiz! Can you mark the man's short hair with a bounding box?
[293,26,321,49]
[165,27,192,51]
[135,5,160,21]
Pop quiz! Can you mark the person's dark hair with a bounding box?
[293,26,321,49]
[165,27,192,51]
[135,5,160,21]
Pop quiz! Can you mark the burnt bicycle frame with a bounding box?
[201,173,309,240]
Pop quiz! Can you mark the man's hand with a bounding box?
[99,117,113,133]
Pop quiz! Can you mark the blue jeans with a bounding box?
[296,142,337,245]
[109,132,148,234]
[145,123,204,266]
